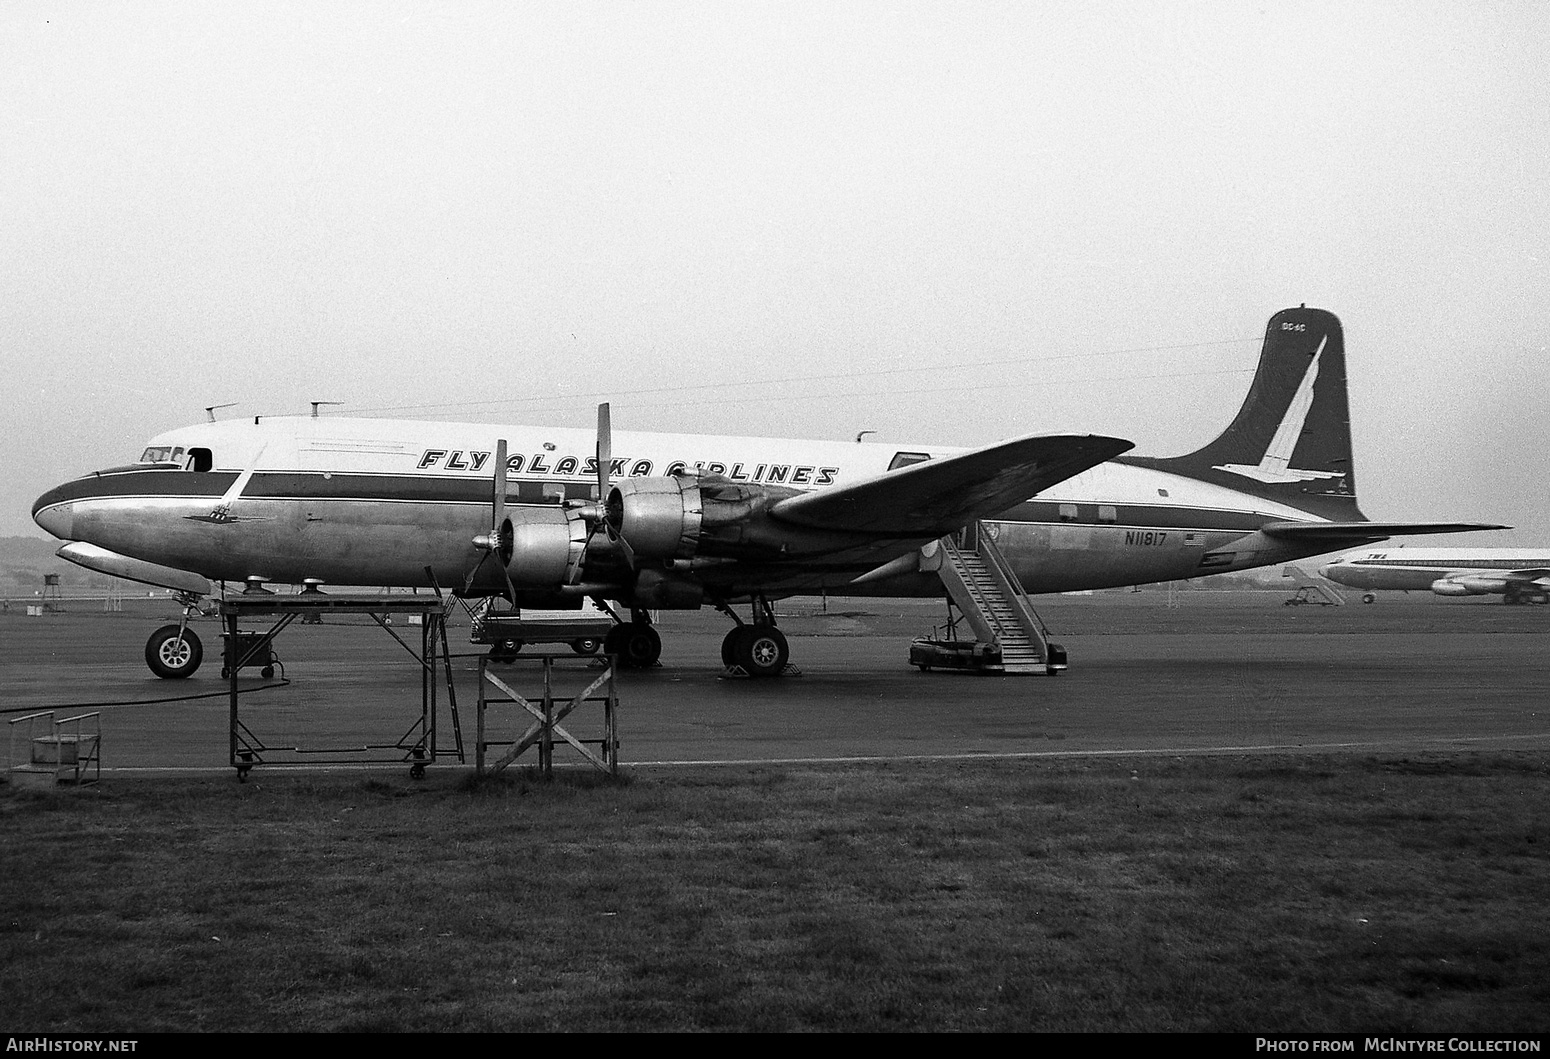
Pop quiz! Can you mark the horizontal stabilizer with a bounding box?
[1259,521,1509,542]
[773,433,1133,537]
[56,542,213,596]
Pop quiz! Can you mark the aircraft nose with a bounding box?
[32,488,75,540]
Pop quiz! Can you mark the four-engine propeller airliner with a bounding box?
[1320,549,1550,604]
[31,306,1502,678]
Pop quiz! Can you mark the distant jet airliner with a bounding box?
[1320,549,1550,604]
[32,306,1502,678]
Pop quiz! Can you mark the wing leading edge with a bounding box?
[770,433,1134,537]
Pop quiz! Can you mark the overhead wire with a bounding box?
[333,336,1259,420]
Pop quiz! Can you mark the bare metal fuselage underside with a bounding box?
[39,464,1327,605]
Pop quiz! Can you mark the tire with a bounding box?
[736,625,788,678]
[488,639,521,663]
[571,638,602,656]
[145,625,203,679]
[721,628,742,668]
[607,623,661,668]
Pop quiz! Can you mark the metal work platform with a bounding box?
[7,710,100,787]
[219,593,462,780]
[475,653,619,778]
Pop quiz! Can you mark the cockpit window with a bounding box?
[888,451,932,471]
[136,445,210,469]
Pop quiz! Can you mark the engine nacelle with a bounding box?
[606,477,704,559]
[505,510,587,587]
[1431,576,1501,597]
[607,475,805,561]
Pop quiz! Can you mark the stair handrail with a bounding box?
[975,529,1056,644]
[938,536,1007,644]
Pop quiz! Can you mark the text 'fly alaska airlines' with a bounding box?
[1321,550,1550,604]
[32,306,1504,679]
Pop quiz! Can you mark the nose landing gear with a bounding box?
[144,594,208,679]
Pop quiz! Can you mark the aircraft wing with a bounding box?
[1460,568,1550,584]
[770,433,1133,537]
[1259,521,1510,542]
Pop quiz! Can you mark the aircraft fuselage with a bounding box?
[33,414,1340,604]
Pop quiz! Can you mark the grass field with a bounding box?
[2,752,1546,1032]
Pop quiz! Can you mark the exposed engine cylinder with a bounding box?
[606,477,703,559]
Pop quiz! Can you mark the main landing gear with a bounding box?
[605,609,663,668]
[717,598,792,678]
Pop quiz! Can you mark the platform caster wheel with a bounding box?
[261,665,275,679]
[410,763,426,780]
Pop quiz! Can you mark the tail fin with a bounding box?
[1119,306,1366,521]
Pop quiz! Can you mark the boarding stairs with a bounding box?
[1281,565,1347,606]
[938,527,1059,674]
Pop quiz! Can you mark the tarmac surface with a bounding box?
[3,590,1547,777]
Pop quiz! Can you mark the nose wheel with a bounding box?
[145,624,204,679]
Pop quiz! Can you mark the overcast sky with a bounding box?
[3,1,1546,544]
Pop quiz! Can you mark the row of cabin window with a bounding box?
[1059,504,1120,524]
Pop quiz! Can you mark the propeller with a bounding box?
[568,403,634,583]
[464,439,517,601]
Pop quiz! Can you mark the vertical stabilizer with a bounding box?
[1118,306,1365,521]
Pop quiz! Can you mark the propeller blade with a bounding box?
[615,528,636,571]
[467,439,515,600]
[462,549,490,596]
[596,403,611,504]
[493,439,508,530]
